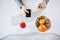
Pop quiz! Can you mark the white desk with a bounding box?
[0,0,60,39]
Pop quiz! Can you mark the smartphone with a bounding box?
[26,9,31,17]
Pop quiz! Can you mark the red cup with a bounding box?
[20,22,26,28]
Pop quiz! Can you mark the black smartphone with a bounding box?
[26,9,31,17]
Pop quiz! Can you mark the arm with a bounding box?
[38,0,49,10]
[15,0,28,13]
[18,0,25,6]
[15,0,25,7]
[43,0,49,4]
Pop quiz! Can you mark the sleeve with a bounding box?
[43,0,49,4]
[15,0,25,7]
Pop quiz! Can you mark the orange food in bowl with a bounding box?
[35,16,51,32]
[39,19,45,25]
[38,25,47,32]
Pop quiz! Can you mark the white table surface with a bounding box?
[0,0,60,39]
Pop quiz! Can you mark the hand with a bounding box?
[22,6,29,13]
[38,2,47,10]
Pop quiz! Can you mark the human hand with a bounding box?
[38,2,47,10]
[22,6,29,13]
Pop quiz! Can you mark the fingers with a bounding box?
[22,6,29,13]
[23,8,29,13]
[38,2,47,10]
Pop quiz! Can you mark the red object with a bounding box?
[20,22,26,28]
